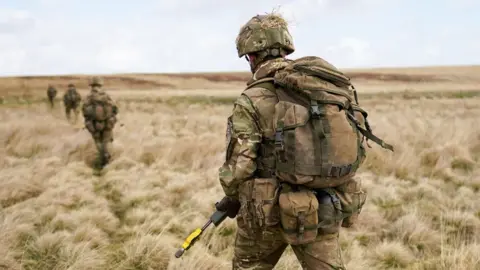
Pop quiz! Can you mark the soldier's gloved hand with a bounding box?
[216,196,241,218]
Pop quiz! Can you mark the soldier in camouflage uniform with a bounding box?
[63,83,82,123]
[46,84,57,108]
[214,14,394,270]
[82,77,118,170]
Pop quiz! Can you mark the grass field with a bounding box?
[0,66,479,270]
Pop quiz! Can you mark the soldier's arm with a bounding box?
[109,96,119,114]
[81,96,91,118]
[219,94,261,198]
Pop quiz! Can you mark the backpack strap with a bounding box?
[346,106,394,152]
[346,83,393,152]
[309,99,329,168]
[245,77,276,92]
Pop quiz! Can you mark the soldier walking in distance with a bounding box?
[215,13,393,270]
[46,84,57,108]
[63,83,82,123]
[82,77,119,170]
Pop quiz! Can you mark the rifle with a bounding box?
[175,203,227,258]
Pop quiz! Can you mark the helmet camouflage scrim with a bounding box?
[89,76,103,86]
[235,13,295,58]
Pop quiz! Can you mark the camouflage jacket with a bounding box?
[47,87,57,96]
[219,58,291,197]
[82,87,118,120]
[63,88,81,103]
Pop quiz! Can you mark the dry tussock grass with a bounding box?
[0,88,479,269]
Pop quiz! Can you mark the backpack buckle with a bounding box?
[310,106,321,118]
[274,128,284,151]
[275,121,285,151]
[340,164,352,177]
[310,100,322,119]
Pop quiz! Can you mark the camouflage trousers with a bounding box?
[89,127,114,168]
[232,222,344,270]
[65,105,80,122]
[229,177,363,270]
[48,96,55,108]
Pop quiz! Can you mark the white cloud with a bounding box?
[425,46,441,57]
[0,0,477,75]
[325,37,375,67]
[0,8,35,33]
[96,48,143,73]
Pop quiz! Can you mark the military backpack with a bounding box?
[247,56,393,189]
[82,90,117,132]
[63,89,81,106]
[47,87,57,98]
[244,56,393,244]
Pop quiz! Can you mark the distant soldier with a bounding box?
[82,77,119,170]
[63,83,82,123]
[46,84,57,108]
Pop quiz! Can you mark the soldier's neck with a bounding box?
[248,58,290,84]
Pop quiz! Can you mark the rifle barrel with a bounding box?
[202,219,212,230]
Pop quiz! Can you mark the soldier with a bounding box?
[63,83,82,123]
[215,13,393,270]
[82,76,118,170]
[46,84,57,108]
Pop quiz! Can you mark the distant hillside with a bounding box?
[1,65,480,98]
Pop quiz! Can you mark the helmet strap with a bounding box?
[247,48,287,73]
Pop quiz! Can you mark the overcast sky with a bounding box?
[1,0,478,76]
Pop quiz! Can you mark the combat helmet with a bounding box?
[89,76,103,86]
[68,83,75,88]
[235,13,295,58]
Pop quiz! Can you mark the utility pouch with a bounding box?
[252,178,281,228]
[278,187,319,245]
[105,116,117,130]
[237,178,280,235]
[315,188,343,235]
[334,178,367,228]
[85,121,95,133]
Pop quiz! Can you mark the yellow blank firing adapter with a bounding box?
[175,204,228,258]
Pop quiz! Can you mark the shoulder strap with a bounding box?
[245,77,276,92]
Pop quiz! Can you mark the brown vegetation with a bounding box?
[1,65,479,99]
[0,66,479,269]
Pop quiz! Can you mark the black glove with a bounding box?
[215,196,241,218]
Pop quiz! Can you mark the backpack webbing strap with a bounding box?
[274,120,287,162]
[348,85,393,151]
[351,84,360,105]
[320,163,359,178]
[357,126,394,152]
[346,111,394,152]
[281,224,319,234]
[297,211,305,240]
[310,100,330,170]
